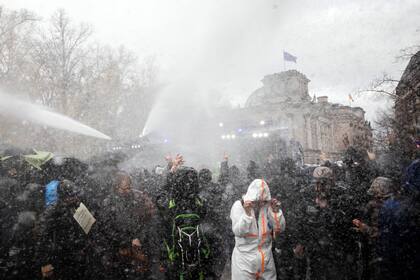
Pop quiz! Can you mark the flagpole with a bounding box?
[283,50,285,71]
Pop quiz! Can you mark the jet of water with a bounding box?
[0,92,111,140]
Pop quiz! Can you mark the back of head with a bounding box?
[113,171,133,195]
[18,183,44,211]
[198,168,212,185]
[169,167,199,197]
[1,154,24,179]
[280,158,297,175]
[59,157,89,182]
[0,177,19,202]
[313,166,334,191]
[321,160,332,168]
[229,165,240,177]
[368,177,396,199]
[403,159,420,196]
[247,160,261,181]
[343,146,367,167]
[58,179,79,200]
[313,166,334,181]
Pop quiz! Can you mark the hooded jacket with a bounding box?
[378,159,420,280]
[230,179,285,280]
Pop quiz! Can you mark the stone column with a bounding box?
[287,113,295,140]
[316,118,322,151]
[305,115,312,149]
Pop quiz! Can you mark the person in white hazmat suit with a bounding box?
[230,179,286,280]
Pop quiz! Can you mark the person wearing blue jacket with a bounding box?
[378,159,420,280]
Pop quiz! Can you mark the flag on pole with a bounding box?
[283,51,297,63]
[348,94,354,102]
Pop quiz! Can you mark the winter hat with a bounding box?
[367,177,395,198]
[169,166,200,196]
[58,179,79,199]
[243,179,271,202]
[198,168,212,184]
[313,166,333,179]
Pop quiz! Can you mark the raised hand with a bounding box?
[271,198,281,213]
[223,152,229,161]
[243,200,254,216]
[41,264,54,278]
[170,154,184,172]
[352,219,368,232]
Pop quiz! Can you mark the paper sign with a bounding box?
[73,202,96,234]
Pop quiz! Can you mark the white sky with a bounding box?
[2,0,420,122]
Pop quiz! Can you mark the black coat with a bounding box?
[36,203,90,280]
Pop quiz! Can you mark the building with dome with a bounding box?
[216,70,373,164]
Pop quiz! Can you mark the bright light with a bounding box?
[226,134,231,139]
[163,139,169,143]
[258,133,263,138]
[219,122,224,127]
[260,120,265,125]
[221,135,226,139]
[231,134,236,139]
[237,128,243,133]
[252,133,257,138]
[263,133,269,137]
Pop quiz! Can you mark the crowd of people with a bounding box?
[0,146,419,280]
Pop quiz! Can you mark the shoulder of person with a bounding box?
[231,200,243,209]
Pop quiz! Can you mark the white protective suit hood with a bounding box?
[243,179,271,202]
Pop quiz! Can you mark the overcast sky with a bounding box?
[2,0,420,122]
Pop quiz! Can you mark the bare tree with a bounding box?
[395,44,420,62]
[30,9,92,111]
[0,6,159,154]
[0,6,38,87]
[80,45,159,139]
[356,72,399,100]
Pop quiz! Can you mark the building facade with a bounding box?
[217,70,372,164]
[395,50,420,158]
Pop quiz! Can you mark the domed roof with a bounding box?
[245,70,311,107]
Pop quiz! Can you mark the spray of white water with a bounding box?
[0,92,111,140]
